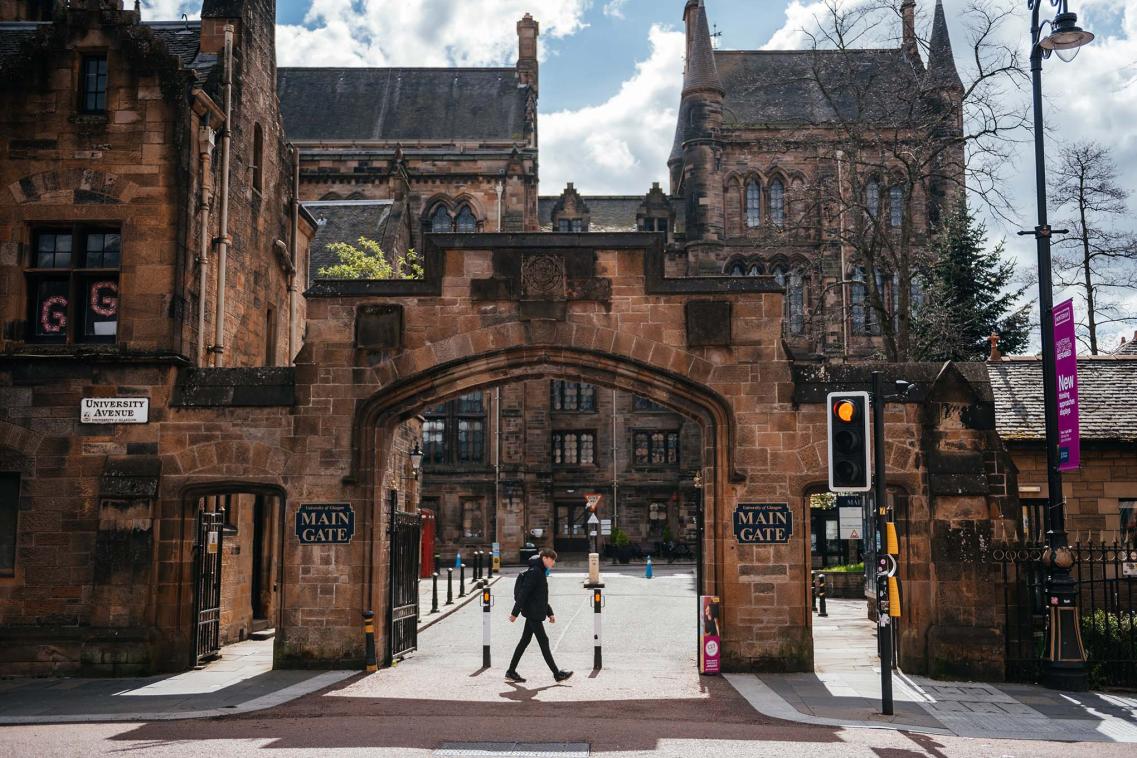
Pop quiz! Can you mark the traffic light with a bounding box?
[827,391,871,492]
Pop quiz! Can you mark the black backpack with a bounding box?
[513,567,530,603]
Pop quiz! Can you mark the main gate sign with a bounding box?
[296,503,355,544]
[734,503,793,544]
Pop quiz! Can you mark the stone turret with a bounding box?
[672,0,724,244]
[901,0,921,65]
[517,13,539,95]
[926,0,963,94]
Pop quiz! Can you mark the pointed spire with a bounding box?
[927,0,963,91]
[682,0,724,97]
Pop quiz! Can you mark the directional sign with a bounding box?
[839,504,862,540]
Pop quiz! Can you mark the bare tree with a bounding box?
[1050,141,1137,354]
[798,0,1029,361]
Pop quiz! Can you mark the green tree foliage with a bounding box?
[317,237,423,280]
[911,202,1031,361]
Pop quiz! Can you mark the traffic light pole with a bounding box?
[871,371,894,716]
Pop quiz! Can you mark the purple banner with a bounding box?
[700,596,721,674]
[1053,299,1080,472]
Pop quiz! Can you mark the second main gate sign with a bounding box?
[296,503,355,544]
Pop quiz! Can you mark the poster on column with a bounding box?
[1053,299,1081,472]
[700,595,721,675]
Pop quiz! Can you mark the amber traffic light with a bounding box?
[827,391,871,492]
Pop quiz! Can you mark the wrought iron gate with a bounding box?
[388,509,421,663]
[193,510,225,665]
[995,541,1137,688]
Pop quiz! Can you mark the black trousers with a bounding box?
[508,618,559,674]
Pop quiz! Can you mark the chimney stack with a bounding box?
[901,1,919,62]
[987,332,1002,363]
[517,13,539,96]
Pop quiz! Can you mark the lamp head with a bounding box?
[1041,12,1095,62]
[409,441,424,475]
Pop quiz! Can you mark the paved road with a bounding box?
[1,567,1134,757]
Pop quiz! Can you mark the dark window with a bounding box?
[557,218,583,232]
[769,179,785,226]
[633,431,680,466]
[890,185,903,228]
[787,271,806,336]
[640,217,669,233]
[866,179,881,219]
[455,206,477,233]
[0,473,18,575]
[265,307,276,366]
[80,55,108,113]
[252,123,264,194]
[27,226,121,343]
[1120,500,1136,553]
[430,206,452,233]
[746,181,761,228]
[462,499,485,539]
[424,392,485,465]
[552,431,595,466]
[851,267,867,335]
[551,380,595,412]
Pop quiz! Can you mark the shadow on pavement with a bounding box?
[107,673,843,752]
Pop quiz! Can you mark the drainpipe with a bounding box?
[195,122,215,366]
[289,146,300,363]
[612,388,618,529]
[213,24,235,367]
[496,180,504,231]
[835,149,849,359]
[495,387,502,547]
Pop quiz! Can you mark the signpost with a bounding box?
[1053,299,1081,472]
[838,496,862,540]
[295,503,355,544]
[80,398,149,424]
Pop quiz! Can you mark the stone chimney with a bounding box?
[901,1,920,63]
[987,333,1002,363]
[517,13,539,95]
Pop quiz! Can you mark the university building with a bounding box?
[0,0,1133,683]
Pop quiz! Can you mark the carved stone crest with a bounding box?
[521,255,566,299]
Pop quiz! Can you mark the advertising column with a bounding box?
[700,595,721,674]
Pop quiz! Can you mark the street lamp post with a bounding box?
[1020,0,1093,691]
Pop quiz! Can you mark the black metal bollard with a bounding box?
[363,610,378,673]
[811,572,818,613]
[446,568,454,605]
[460,563,466,597]
[475,551,482,581]
[434,553,441,575]
[487,548,495,579]
[818,573,828,618]
[430,571,440,614]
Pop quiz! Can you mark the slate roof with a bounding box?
[987,357,1137,443]
[0,21,49,72]
[277,68,530,142]
[715,49,922,126]
[304,200,394,285]
[1116,339,1137,355]
[683,1,723,97]
[538,196,642,232]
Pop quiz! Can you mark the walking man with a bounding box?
[506,548,573,683]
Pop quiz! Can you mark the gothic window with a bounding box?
[728,261,746,276]
[27,226,121,343]
[632,431,680,466]
[252,123,263,194]
[0,473,18,575]
[745,181,761,228]
[551,381,596,412]
[424,392,486,465]
[866,180,881,220]
[787,271,806,336]
[80,54,107,113]
[851,267,867,335]
[769,179,785,227]
[770,264,787,288]
[430,205,453,233]
[890,185,904,228]
[552,431,596,466]
[455,205,477,233]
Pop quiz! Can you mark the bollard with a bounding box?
[363,610,378,673]
[811,572,818,613]
[487,548,495,579]
[446,568,454,605]
[592,587,603,670]
[818,573,828,618]
[459,563,466,597]
[645,555,654,579]
[476,551,483,581]
[481,585,493,668]
[430,571,440,614]
[434,553,441,575]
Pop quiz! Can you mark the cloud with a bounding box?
[141,0,201,20]
[540,23,685,195]
[603,0,628,20]
[276,0,591,67]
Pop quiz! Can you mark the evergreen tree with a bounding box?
[317,238,423,280]
[912,202,1031,362]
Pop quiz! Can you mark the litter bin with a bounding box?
[519,542,538,564]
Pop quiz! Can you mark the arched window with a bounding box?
[787,270,805,335]
[745,181,761,228]
[430,205,453,233]
[455,205,477,233]
[747,262,764,277]
[889,185,904,228]
[770,264,787,288]
[728,261,746,276]
[851,267,867,334]
[866,179,881,219]
[769,179,785,227]
[252,123,263,194]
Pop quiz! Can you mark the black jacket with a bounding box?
[511,555,554,621]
